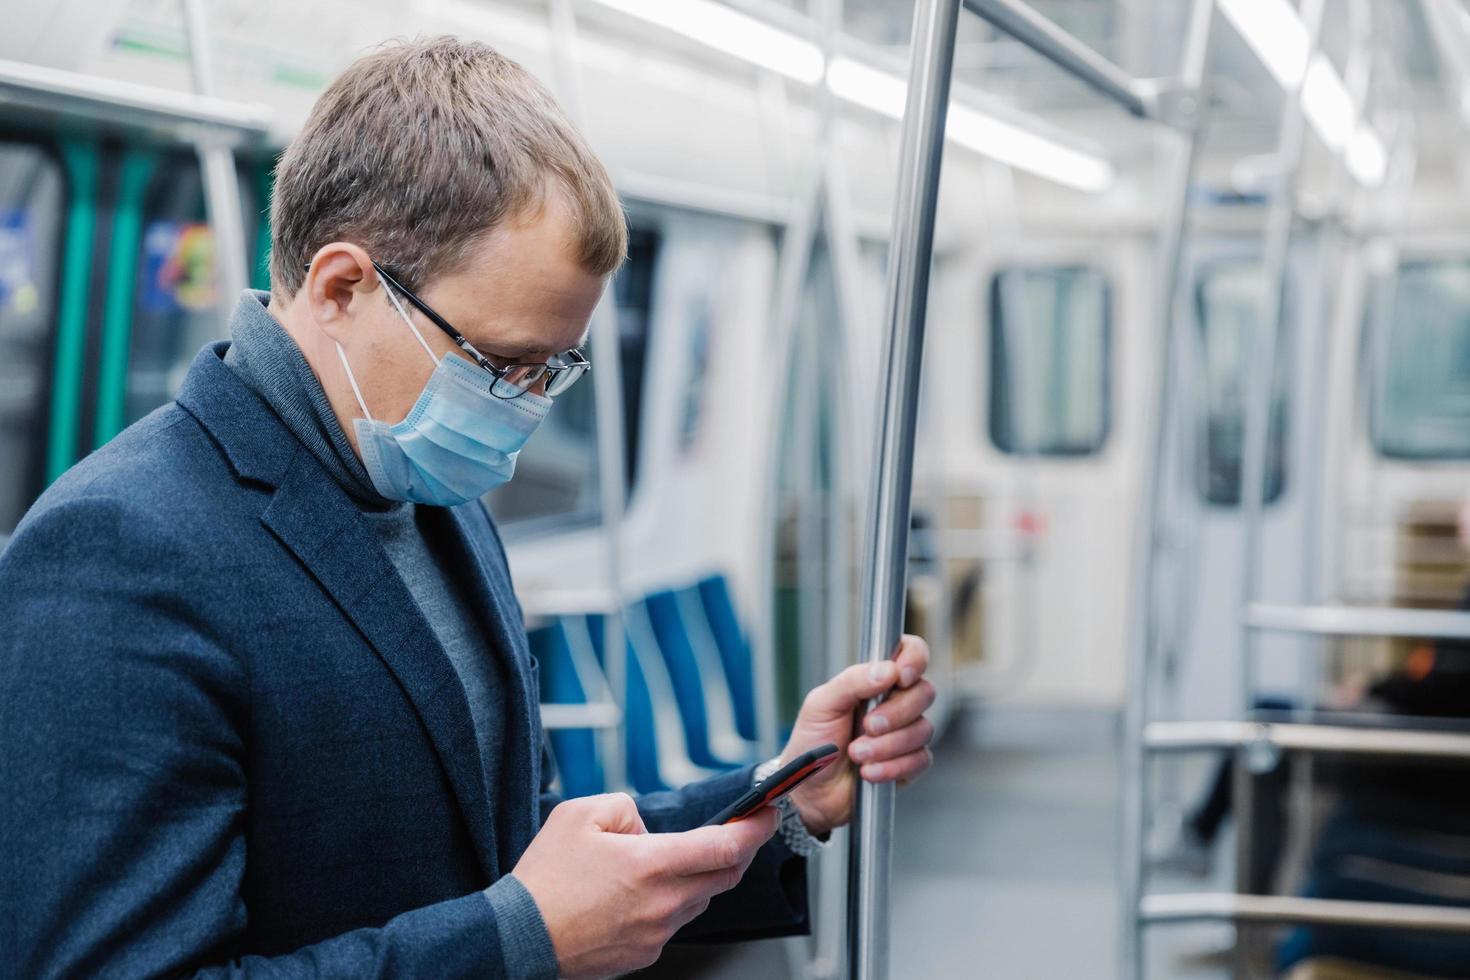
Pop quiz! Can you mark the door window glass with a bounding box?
[125,156,259,426]
[988,265,1112,456]
[1370,260,1470,459]
[1195,262,1291,506]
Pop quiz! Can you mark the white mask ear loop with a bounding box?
[335,343,375,424]
[381,280,442,368]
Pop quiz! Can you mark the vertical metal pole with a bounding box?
[1233,15,1324,965]
[1237,0,1323,720]
[547,0,629,791]
[846,2,959,978]
[1119,2,1215,977]
[181,0,248,327]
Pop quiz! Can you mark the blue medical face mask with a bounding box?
[335,285,551,507]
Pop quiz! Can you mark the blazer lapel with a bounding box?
[446,503,542,844]
[260,449,500,878]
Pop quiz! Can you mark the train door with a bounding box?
[927,237,1144,715]
[0,132,79,546]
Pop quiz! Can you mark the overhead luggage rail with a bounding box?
[1246,603,1470,639]
[1144,721,1470,761]
[0,58,271,145]
[960,0,1162,121]
[1141,894,1470,933]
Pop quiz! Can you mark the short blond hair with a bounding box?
[269,36,627,297]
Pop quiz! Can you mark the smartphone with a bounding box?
[701,743,841,827]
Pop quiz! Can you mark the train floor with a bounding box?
[642,712,1241,979]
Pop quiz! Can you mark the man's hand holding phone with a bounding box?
[512,792,779,979]
[512,634,935,977]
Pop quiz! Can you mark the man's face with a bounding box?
[335,185,606,428]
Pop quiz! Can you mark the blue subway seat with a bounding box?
[697,576,758,743]
[644,590,749,770]
[623,600,719,795]
[533,577,759,800]
[529,619,605,799]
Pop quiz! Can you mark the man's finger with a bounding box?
[850,716,934,764]
[894,634,931,688]
[801,660,902,723]
[858,747,933,784]
[585,792,648,835]
[674,830,768,905]
[646,808,777,877]
[862,678,936,737]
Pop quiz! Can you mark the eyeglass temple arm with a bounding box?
[300,259,470,349]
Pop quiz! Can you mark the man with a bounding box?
[0,37,935,979]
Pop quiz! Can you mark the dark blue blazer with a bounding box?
[0,344,806,978]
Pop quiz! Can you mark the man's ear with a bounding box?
[303,243,378,343]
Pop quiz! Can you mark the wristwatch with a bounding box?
[752,756,830,858]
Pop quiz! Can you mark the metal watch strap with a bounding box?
[753,756,829,858]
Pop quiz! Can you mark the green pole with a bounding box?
[94,148,156,446]
[47,140,99,483]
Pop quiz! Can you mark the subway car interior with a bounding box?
[7,0,1470,977]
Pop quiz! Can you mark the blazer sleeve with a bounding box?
[534,737,807,942]
[638,767,810,943]
[0,495,512,979]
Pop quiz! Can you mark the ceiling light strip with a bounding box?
[588,0,1115,192]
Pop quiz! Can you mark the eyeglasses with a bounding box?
[303,260,592,400]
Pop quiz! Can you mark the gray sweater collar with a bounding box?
[222,290,393,510]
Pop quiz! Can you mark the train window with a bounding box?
[0,140,64,539]
[1369,260,1470,459]
[120,155,261,431]
[124,156,221,427]
[486,228,660,529]
[987,265,1112,456]
[1194,263,1290,506]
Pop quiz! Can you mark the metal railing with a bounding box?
[1119,1,1470,976]
[0,58,271,142]
[960,0,1156,118]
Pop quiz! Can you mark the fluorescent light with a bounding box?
[1219,0,1387,187]
[947,104,1115,192]
[587,3,1112,192]
[826,57,1114,193]
[1301,55,1355,150]
[1345,126,1388,187]
[1218,0,1309,88]
[589,0,825,85]
[825,57,908,118]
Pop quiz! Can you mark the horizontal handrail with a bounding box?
[1144,721,1470,760]
[540,702,622,730]
[1247,603,1470,640]
[518,588,621,618]
[961,0,1155,120]
[1141,893,1470,932]
[0,58,270,142]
